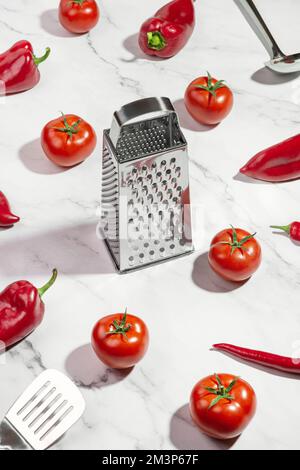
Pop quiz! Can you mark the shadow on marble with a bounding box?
[0,223,116,276]
[19,138,68,175]
[0,334,33,355]
[40,9,77,38]
[173,99,218,132]
[170,404,238,450]
[192,253,247,293]
[233,172,270,185]
[234,172,299,185]
[213,349,300,380]
[0,226,14,232]
[122,33,163,62]
[65,343,132,389]
[251,67,300,85]
[271,230,300,247]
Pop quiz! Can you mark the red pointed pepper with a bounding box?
[271,221,300,242]
[0,41,50,95]
[0,269,57,349]
[0,191,20,227]
[213,343,300,375]
[240,133,300,182]
[139,0,196,59]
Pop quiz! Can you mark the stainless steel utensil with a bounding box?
[101,97,194,273]
[0,369,85,450]
[235,0,300,73]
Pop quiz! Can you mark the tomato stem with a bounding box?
[215,225,256,255]
[53,112,82,140]
[205,374,238,409]
[71,0,86,5]
[106,308,131,339]
[194,71,226,97]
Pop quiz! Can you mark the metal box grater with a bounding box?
[101,97,194,273]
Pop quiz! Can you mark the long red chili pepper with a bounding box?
[271,221,300,242]
[0,40,50,95]
[213,343,300,374]
[139,0,196,59]
[240,133,300,182]
[0,269,57,349]
[0,191,20,227]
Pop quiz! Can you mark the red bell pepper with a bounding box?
[139,0,195,58]
[0,269,57,349]
[0,191,20,227]
[213,343,300,375]
[240,133,300,182]
[0,40,50,95]
[271,221,300,242]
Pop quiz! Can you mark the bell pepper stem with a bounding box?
[147,31,167,51]
[270,225,291,234]
[33,47,51,67]
[38,269,58,297]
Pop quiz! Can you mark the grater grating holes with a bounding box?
[122,152,188,269]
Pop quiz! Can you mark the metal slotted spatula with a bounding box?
[0,369,85,450]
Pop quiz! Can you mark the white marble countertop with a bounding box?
[1,0,300,451]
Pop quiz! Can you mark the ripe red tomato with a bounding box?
[184,73,233,125]
[41,113,97,167]
[208,226,262,282]
[91,311,149,369]
[190,374,256,440]
[59,0,100,34]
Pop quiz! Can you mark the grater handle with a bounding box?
[109,97,176,148]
